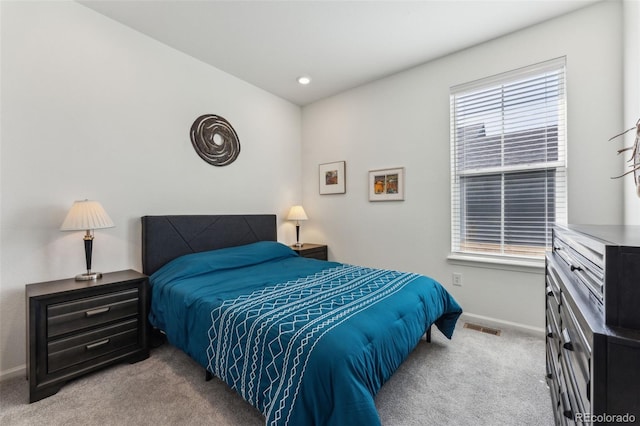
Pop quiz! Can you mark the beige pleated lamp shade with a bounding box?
[287,205,308,221]
[60,200,115,231]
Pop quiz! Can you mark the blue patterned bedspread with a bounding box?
[149,242,462,426]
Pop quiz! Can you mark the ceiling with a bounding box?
[79,0,598,106]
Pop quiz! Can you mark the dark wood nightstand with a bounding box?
[26,269,149,403]
[291,243,328,260]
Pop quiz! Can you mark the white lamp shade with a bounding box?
[60,200,115,231]
[287,205,308,221]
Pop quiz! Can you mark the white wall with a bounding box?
[0,1,302,378]
[301,1,624,331]
[623,0,640,224]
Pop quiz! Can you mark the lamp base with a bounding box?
[293,242,303,248]
[75,272,102,281]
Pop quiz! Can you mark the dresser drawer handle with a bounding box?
[562,328,574,351]
[85,307,110,317]
[85,339,110,350]
[570,264,582,272]
[546,325,553,339]
[546,286,553,297]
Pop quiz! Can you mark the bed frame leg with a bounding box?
[426,326,432,343]
[205,371,213,382]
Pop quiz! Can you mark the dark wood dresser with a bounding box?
[545,225,640,425]
[26,269,149,402]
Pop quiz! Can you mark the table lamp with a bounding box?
[287,205,308,247]
[60,199,114,281]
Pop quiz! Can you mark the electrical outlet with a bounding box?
[452,273,463,286]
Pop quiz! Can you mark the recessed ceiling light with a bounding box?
[297,76,312,85]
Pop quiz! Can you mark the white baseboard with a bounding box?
[460,312,545,337]
[0,364,26,382]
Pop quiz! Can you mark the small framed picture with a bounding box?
[369,167,405,201]
[319,161,346,194]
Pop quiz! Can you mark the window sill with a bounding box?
[447,252,545,274]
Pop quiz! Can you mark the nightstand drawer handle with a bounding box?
[85,307,110,317]
[85,339,110,350]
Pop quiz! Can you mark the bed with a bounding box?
[141,214,462,426]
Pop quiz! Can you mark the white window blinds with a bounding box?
[450,58,567,259]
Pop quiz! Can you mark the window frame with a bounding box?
[449,57,567,267]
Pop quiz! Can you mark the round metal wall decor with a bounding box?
[190,114,240,166]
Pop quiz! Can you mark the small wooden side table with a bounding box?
[26,269,149,402]
[290,243,328,260]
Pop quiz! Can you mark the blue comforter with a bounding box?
[149,241,462,426]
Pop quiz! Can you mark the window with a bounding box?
[450,58,567,260]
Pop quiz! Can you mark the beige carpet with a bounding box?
[0,322,553,426]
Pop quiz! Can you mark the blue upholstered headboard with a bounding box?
[141,215,277,276]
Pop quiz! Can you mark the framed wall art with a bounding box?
[319,161,346,194]
[369,167,405,201]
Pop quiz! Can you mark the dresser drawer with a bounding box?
[546,259,565,307]
[546,307,561,352]
[47,289,139,338]
[560,293,591,414]
[557,366,577,425]
[546,342,560,383]
[554,230,603,303]
[47,319,139,373]
[546,351,562,423]
[559,353,584,425]
[546,274,561,328]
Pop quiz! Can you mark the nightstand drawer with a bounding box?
[292,244,328,260]
[47,318,139,373]
[47,289,139,338]
[303,247,327,260]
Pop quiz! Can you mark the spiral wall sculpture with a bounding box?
[190,114,241,166]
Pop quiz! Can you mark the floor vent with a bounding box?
[463,322,501,336]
